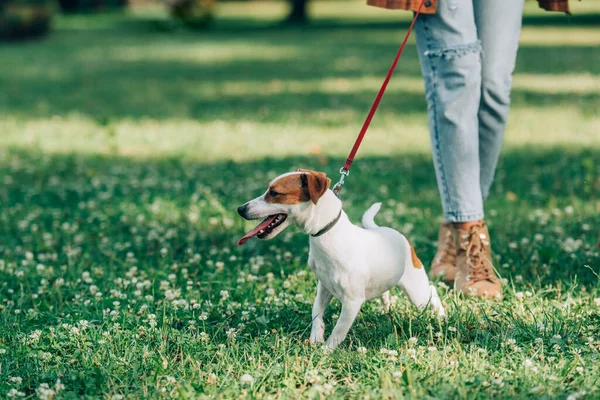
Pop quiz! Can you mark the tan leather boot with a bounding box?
[430,223,457,281]
[454,221,502,299]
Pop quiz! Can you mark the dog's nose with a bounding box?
[237,204,247,217]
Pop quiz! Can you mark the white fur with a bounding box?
[239,174,446,350]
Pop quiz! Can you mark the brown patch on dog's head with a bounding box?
[264,173,311,205]
[264,170,331,206]
[297,169,331,205]
[407,240,423,269]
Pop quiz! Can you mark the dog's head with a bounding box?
[237,169,331,245]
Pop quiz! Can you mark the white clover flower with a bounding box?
[563,238,583,253]
[356,347,367,354]
[567,391,587,400]
[408,337,418,346]
[305,370,321,385]
[515,292,524,299]
[534,233,544,241]
[226,328,237,340]
[199,332,209,343]
[266,288,275,296]
[7,388,25,398]
[437,281,449,290]
[507,338,516,345]
[82,271,93,284]
[165,289,181,301]
[35,383,56,400]
[448,326,457,332]
[392,371,403,382]
[28,330,42,343]
[535,338,543,344]
[206,373,217,384]
[239,374,254,385]
[9,377,23,385]
[522,359,533,368]
[427,346,437,352]
[565,206,574,214]
[219,290,230,301]
[593,298,600,307]
[165,376,177,385]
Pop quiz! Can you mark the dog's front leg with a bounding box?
[310,281,333,344]
[325,299,363,350]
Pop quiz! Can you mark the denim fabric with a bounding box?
[414,0,524,222]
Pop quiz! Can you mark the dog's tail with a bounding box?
[362,202,382,229]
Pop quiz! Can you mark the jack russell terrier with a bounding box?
[237,169,446,350]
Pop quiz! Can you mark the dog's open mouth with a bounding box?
[238,214,288,246]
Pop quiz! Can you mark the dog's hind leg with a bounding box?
[310,281,333,344]
[382,291,391,312]
[399,262,446,318]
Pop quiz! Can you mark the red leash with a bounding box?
[332,0,426,196]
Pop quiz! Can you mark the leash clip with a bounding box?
[332,168,349,197]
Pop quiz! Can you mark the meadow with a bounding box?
[0,1,599,398]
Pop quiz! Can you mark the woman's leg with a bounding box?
[475,0,525,199]
[414,0,483,223]
[415,0,503,297]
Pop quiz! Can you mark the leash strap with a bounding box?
[333,0,426,196]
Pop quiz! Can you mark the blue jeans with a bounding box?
[414,0,525,222]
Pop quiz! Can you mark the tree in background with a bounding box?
[0,0,54,40]
[166,0,214,28]
[57,0,126,13]
[286,0,309,24]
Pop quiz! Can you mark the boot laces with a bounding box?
[464,225,495,283]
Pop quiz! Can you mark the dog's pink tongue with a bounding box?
[238,215,278,246]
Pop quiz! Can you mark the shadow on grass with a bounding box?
[1,9,599,121]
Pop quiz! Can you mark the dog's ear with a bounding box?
[297,169,331,205]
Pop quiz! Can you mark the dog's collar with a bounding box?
[311,209,343,237]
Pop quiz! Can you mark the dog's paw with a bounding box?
[325,336,342,351]
[310,326,325,344]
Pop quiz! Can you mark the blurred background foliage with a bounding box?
[0,0,313,40]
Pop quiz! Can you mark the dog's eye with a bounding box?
[269,189,279,197]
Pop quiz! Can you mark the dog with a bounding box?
[237,169,446,350]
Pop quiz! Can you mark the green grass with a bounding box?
[0,1,599,398]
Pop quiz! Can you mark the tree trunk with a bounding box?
[286,0,309,24]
